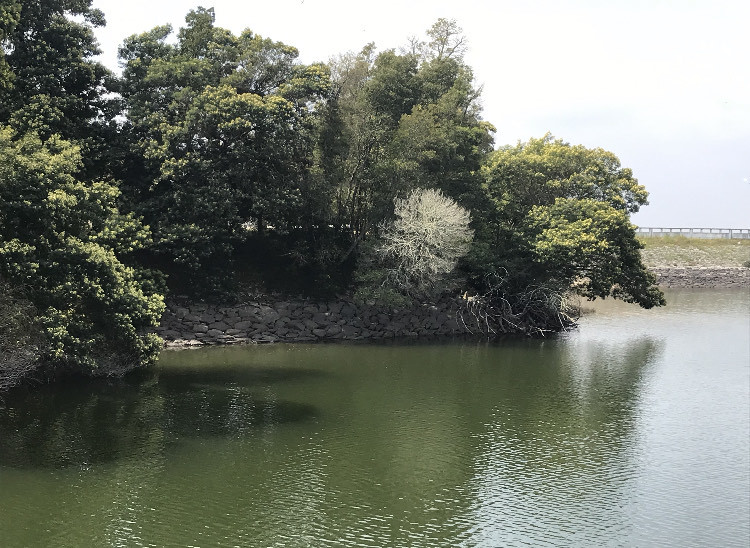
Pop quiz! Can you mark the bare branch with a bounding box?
[377,188,473,293]
[0,279,45,392]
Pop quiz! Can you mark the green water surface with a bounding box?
[1,289,748,547]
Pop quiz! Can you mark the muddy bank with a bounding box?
[651,266,750,288]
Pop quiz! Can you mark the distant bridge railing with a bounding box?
[636,227,750,239]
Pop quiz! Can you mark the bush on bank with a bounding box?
[0,130,165,379]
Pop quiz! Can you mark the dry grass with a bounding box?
[639,236,750,268]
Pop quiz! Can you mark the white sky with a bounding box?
[90,0,750,228]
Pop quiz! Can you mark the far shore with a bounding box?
[650,266,749,288]
[157,237,748,349]
[639,236,749,288]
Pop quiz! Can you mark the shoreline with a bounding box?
[157,266,749,349]
[158,295,479,349]
[650,266,749,288]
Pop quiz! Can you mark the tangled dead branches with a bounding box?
[0,280,46,392]
[457,275,579,336]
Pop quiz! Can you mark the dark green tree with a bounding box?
[0,129,164,375]
[0,0,20,91]
[470,134,664,309]
[118,9,330,292]
[0,0,118,179]
[0,1,165,381]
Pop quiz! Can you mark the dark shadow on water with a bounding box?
[319,333,566,349]
[0,366,319,469]
[153,363,328,388]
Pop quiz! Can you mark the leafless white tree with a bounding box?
[378,188,473,293]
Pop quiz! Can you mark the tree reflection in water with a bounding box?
[0,366,321,469]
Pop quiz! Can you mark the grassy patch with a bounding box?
[638,236,750,268]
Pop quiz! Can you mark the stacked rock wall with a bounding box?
[157,297,478,347]
[651,267,750,288]
[156,268,750,347]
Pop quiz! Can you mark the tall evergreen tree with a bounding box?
[0,1,165,380]
[118,9,330,292]
[0,0,118,178]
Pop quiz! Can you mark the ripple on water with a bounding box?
[0,289,748,547]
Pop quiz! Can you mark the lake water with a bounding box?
[1,289,748,547]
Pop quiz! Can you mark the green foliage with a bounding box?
[0,0,117,178]
[315,25,493,263]
[0,3,670,383]
[118,11,330,291]
[0,128,165,374]
[471,135,664,308]
[525,198,663,307]
[0,0,20,91]
[481,134,648,222]
[352,265,413,309]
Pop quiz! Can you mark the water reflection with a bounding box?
[0,367,319,469]
[462,338,662,547]
[0,289,747,548]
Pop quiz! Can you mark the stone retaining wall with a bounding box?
[651,267,750,288]
[157,296,481,347]
[157,267,750,347]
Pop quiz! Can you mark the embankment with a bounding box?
[650,266,750,288]
[157,296,491,348]
[156,269,749,347]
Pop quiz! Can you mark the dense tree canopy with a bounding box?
[0,0,163,382]
[0,0,118,179]
[0,1,20,91]
[470,134,664,308]
[0,129,164,374]
[117,8,330,290]
[312,22,493,274]
[0,5,665,388]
